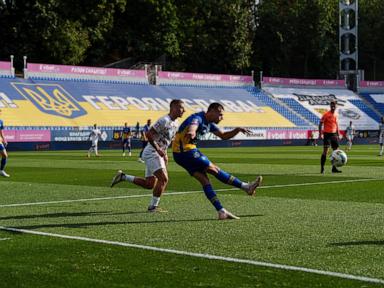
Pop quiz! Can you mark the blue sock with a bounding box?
[215,169,242,188]
[203,184,223,211]
[1,157,6,170]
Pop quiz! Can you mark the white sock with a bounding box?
[123,174,135,183]
[380,146,383,155]
[241,182,249,191]
[149,196,160,207]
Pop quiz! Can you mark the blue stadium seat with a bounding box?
[246,87,312,127]
[359,93,384,116]
[349,99,381,122]
[279,98,320,125]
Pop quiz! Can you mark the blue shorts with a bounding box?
[0,143,5,152]
[173,149,211,175]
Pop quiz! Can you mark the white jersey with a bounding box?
[379,123,384,142]
[89,128,101,142]
[346,125,354,136]
[143,115,179,155]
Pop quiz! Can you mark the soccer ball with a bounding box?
[330,149,348,167]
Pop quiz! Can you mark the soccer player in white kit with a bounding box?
[111,100,185,212]
[87,124,102,157]
[345,121,355,151]
[379,117,384,156]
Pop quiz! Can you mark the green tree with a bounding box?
[175,0,254,74]
[253,0,338,78]
[0,0,125,66]
[359,0,384,80]
[101,0,181,66]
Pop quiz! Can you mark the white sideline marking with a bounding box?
[0,237,10,241]
[0,226,383,285]
[0,178,379,208]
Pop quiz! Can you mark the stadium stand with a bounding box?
[279,98,320,125]
[0,76,299,129]
[246,87,313,127]
[262,76,380,130]
[0,60,15,78]
[156,70,254,87]
[25,63,149,84]
[3,63,382,149]
[358,81,384,117]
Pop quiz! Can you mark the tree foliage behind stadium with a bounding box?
[0,0,383,79]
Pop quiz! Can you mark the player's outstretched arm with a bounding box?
[213,127,251,140]
[0,130,6,146]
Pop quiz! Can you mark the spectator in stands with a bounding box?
[379,117,384,156]
[111,100,185,212]
[345,121,355,151]
[138,119,151,163]
[121,122,132,157]
[319,101,342,174]
[172,102,262,220]
[87,124,102,157]
[0,109,10,177]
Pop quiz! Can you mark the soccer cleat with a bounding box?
[138,158,145,163]
[246,176,263,196]
[111,170,125,187]
[332,167,342,173]
[218,209,240,220]
[128,152,132,156]
[0,170,10,177]
[147,206,168,213]
[123,152,126,157]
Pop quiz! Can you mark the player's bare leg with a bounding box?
[0,149,9,177]
[148,168,168,212]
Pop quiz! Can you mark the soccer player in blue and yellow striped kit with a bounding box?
[0,109,10,177]
[172,102,262,220]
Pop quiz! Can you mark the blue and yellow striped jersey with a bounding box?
[172,111,219,153]
[140,124,150,141]
[122,127,131,139]
[0,119,4,144]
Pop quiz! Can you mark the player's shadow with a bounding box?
[5,213,264,230]
[329,240,384,246]
[0,211,148,221]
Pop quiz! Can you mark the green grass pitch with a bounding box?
[0,145,383,287]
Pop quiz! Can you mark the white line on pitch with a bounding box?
[0,226,383,285]
[0,237,10,241]
[0,178,379,208]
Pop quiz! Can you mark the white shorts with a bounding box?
[347,135,353,141]
[91,140,98,147]
[142,148,166,177]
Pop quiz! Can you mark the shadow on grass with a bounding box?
[3,214,264,230]
[329,240,384,246]
[0,211,148,221]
